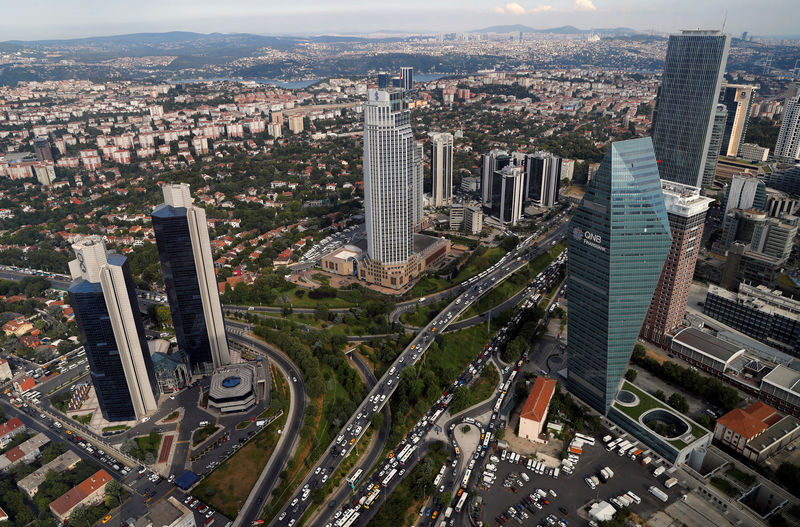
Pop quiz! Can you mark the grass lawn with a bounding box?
[192,424,220,446]
[726,466,756,486]
[165,411,179,421]
[127,431,162,461]
[452,246,506,284]
[102,424,131,433]
[710,476,739,497]
[449,362,499,414]
[194,367,290,519]
[72,413,92,425]
[400,298,451,327]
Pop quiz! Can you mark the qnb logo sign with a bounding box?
[573,227,606,252]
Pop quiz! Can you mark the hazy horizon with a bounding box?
[2,0,799,41]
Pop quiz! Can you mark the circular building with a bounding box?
[208,364,256,413]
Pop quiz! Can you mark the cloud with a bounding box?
[530,5,555,13]
[574,0,597,11]
[496,2,527,15]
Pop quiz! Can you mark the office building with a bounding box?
[720,209,797,262]
[720,84,757,157]
[766,165,800,196]
[740,143,770,163]
[765,188,800,218]
[68,237,159,422]
[724,176,766,214]
[775,92,800,164]
[567,138,672,414]
[430,132,453,207]
[361,89,424,289]
[377,72,390,89]
[399,66,413,91]
[152,184,231,374]
[714,401,800,463]
[481,149,511,204]
[449,202,483,234]
[703,283,800,355]
[525,151,562,207]
[139,496,197,527]
[490,165,524,225]
[652,30,731,187]
[641,182,713,346]
[702,104,728,187]
[33,137,53,162]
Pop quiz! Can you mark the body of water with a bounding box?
[169,73,452,89]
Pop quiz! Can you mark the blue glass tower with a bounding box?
[652,30,730,188]
[566,138,672,414]
[69,242,159,422]
[152,184,230,375]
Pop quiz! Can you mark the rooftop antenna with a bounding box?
[722,10,728,32]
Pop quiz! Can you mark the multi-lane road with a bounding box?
[270,220,568,527]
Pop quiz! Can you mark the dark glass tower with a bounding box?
[701,104,728,187]
[566,138,672,414]
[652,30,730,188]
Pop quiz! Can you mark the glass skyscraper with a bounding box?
[68,237,159,422]
[152,184,231,375]
[652,30,730,188]
[566,138,672,414]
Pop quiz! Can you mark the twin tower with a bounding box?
[68,184,230,422]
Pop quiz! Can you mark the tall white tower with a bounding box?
[775,92,800,164]
[363,89,423,264]
[430,132,453,207]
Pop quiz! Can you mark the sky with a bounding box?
[1,0,798,41]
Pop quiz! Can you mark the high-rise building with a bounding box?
[481,149,511,204]
[377,72,390,89]
[723,175,766,214]
[701,104,728,187]
[152,184,231,374]
[652,30,731,187]
[33,137,53,162]
[719,84,757,157]
[775,92,800,164]
[400,67,414,91]
[68,237,159,421]
[430,132,453,207]
[363,88,422,266]
[641,182,713,346]
[524,151,562,207]
[567,138,672,414]
[490,165,524,225]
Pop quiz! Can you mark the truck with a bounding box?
[444,507,454,520]
[590,476,600,487]
[640,456,652,466]
[664,477,678,489]
[629,448,643,460]
[653,466,665,477]
[552,467,560,479]
[649,486,668,502]
[483,474,495,485]
[599,467,614,482]
[602,435,613,444]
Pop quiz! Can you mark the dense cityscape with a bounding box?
[0,6,799,527]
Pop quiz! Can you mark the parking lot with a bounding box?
[475,431,683,525]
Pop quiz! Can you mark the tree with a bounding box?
[653,390,666,402]
[105,479,124,507]
[69,505,92,527]
[668,392,689,413]
[624,369,637,382]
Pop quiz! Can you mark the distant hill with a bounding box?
[473,25,638,36]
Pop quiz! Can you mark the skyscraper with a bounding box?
[490,165,524,225]
[377,72,390,89]
[68,237,159,421]
[701,104,728,187]
[481,149,511,204]
[362,89,423,282]
[652,30,731,187]
[719,84,756,157]
[400,67,414,91]
[723,175,766,214]
[775,91,800,164]
[430,132,453,207]
[152,184,231,374]
[641,182,713,347]
[567,138,672,414]
[524,151,562,207]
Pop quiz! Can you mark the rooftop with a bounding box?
[520,377,557,422]
[747,415,800,451]
[761,365,800,395]
[672,327,745,364]
[716,402,779,440]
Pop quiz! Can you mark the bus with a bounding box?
[397,445,416,466]
[381,468,398,487]
[454,492,469,513]
[341,512,359,527]
[336,509,356,527]
[575,433,595,446]
[461,469,472,489]
[346,468,363,489]
[363,488,380,509]
[606,438,623,452]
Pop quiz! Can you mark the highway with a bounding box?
[224,321,308,527]
[269,219,568,527]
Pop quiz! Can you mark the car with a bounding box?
[184,496,193,504]
[559,507,568,515]
[278,512,287,521]
[288,520,296,527]
[292,377,298,383]
[198,505,208,514]
[291,498,298,507]
[102,514,112,524]
[205,510,214,519]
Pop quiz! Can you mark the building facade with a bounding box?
[641,182,713,346]
[430,132,453,207]
[481,149,511,204]
[652,30,731,187]
[363,89,423,275]
[152,184,231,374]
[525,151,561,208]
[724,176,766,215]
[518,377,556,443]
[740,143,770,162]
[567,138,672,414]
[490,165,524,225]
[702,104,728,187]
[68,237,159,421]
[719,84,756,157]
[775,92,800,164]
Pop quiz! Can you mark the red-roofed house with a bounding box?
[0,417,26,447]
[714,401,800,462]
[273,248,293,267]
[518,377,557,443]
[49,469,112,522]
[13,377,36,394]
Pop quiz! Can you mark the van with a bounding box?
[199,421,210,427]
